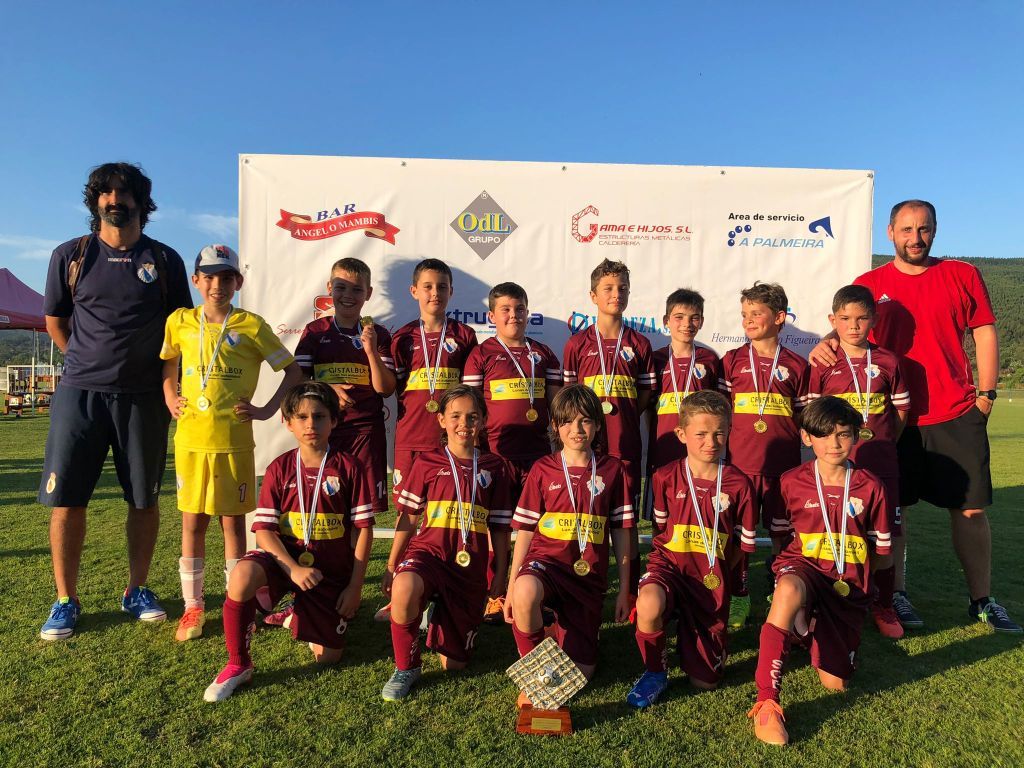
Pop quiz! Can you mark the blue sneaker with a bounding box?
[121,586,167,622]
[382,667,422,701]
[626,671,669,708]
[40,597,81,641]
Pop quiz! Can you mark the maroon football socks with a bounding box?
[390,618,422,671]
[874,565,895,608]
[755,622,792,702]
[512,623,545,658]
[223,597,256,668]
[635,628,667,673]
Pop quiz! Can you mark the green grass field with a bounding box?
[1,404,1022,767]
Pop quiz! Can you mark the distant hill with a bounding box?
[4,256,1023,385]
[870,255,1024,388]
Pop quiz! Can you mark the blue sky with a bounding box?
[1,2,1021,294]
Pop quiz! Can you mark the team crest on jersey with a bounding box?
[620,347,635,362]
[848,496,864,517]
[865,364,880,379]
[350,336,364,350]
[322,475,341,496]
[393,469,403,486]
[715,492,731,512]
[226,331,241,347]
[774,365,790,382]
[442,338,458,354]
[137,263,158,283]
[588,475,605,496]
[693,363,706,379]
[529,351,543,364]
[476,469,492,488]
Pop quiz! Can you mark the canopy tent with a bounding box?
[0,268,46,331]
[0,269,55,408]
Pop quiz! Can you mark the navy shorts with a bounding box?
[38,385,170,509]
[897,406,992,510]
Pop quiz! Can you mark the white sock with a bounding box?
[225,558,240,590]
[179,557,204,610]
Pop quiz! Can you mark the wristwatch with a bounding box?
[977,389,997,401]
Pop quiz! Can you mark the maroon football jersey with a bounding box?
[391,319,478,451]
[774,461,891,595]
[807,345,910,478]
[650,344,723,469]
[394,450,513,582]
[252,449,375,580]
[462,336,561,462]
[513,453,634,589]
[562,325,655,464]
[719,344,810,477]
[648,460,757,616]
[294,317,394,434]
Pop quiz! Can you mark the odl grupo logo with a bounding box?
[451,191,517,259]
[571,205,691,245]
[277,202,400,245]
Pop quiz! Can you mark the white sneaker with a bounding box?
[203,664,254,702]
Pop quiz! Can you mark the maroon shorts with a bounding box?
[640,564,728,685]
[391,448,424,506]
[505,457,537,499]
[242,550,350,649]
[880,475,903,536]
[774,560,869,681]
[395,549,487,664]
[330,425,387,511]
[748,473,785,534]
[517,558,604,667]
[619,457,642,511]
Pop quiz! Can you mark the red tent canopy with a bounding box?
[0,268,46,331]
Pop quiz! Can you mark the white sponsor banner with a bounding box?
[241,154,872,474]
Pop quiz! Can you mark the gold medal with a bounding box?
[702,572,721,590]
[525,407,539,422]
[573,558,591,577]
[859,427,875,441]
[455,550,471,568]
[601,401,613,415]
[833,579,851,597]
[360,315,373,328]
[753,419,768,433]
[425,399,439,413]
[298,551,315,567]
[196,395,210,411]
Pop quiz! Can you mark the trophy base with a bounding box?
[516,705,573,736]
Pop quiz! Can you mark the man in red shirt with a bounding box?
[811,200,1019,633]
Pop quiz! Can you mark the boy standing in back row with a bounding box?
[391,259,478,505]
[807,285,909,638]
[294,257,396,510]
[463,282,561,621]
[719,282,810,628]
[563,259,655,596]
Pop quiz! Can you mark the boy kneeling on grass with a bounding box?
[204,382,375,702]
[749,396,891,745]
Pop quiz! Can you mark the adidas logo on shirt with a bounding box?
[878,293,891,303]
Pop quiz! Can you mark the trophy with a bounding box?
[506,637,587,736]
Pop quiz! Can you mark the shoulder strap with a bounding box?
[67,235,92,300]
[147,238,170,310]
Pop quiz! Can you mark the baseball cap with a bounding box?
[195,244,240,275]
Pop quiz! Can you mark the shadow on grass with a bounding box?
[0,547,49,558]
